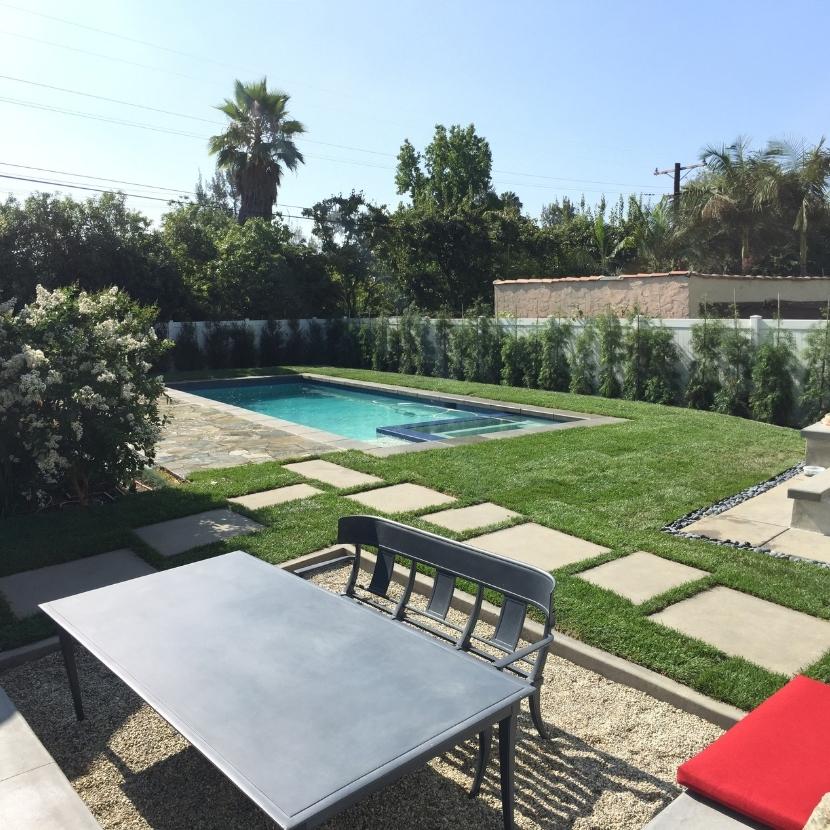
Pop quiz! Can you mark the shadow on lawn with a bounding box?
[2,652,676,830]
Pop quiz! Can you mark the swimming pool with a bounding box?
[184,378,557,443]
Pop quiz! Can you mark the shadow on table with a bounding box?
[2,654,676,829]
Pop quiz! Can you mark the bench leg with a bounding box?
[59,630,85,722]
[498,710,517,830]
[468,727,492,798]
[529,687,547,739]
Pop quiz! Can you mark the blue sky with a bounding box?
[1,0,828,230]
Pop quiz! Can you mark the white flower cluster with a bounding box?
[0,285,171,511]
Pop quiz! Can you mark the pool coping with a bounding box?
[164,373,625,460]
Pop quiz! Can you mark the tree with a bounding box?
[681,138,780,273]
[767,138,830,276]
[303,191,382,316]
[395,124,494,214]
[209,78,305,224]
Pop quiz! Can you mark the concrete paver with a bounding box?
[0,689,100,828]
[228,484,322,510]
[578,551,708,604]
[0,550,154,619]
[650,586,830,676]
[346,483,456,513]
[465,523,610,571]
[683,514,784,547]
[134,509,263,558]
[763,527,830,565]
[283,459,383,489]
[422,502,520,532]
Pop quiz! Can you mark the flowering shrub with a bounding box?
[0,286,171,514]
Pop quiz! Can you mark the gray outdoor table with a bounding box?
[40,550,530,829]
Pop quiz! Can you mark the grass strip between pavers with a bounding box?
[3,366,829,712]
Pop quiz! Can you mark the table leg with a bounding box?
[498,709,517,830]
[59,629,85,721]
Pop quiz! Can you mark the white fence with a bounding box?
[160,315,824,376]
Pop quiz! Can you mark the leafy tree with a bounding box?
[207,219,330,318]
[258,319,283,366]
[680,138,781,273]
[395,124,494,214]
[800,310,830,424]
[0,192,187,315]
[371,317,390,370]
[448,316,476,380]
[432,311,451,377]
[500,326,527,387]
[767,138,830,276]
[643,325,680,404]
[686,312,724,410]
[538,317,572,391]
[569,320,596,395]
[713,313,754,417]
[750,321,796,424]
[304,191,382,315]
[209,78,305,223]
[173,322,203,371]
[596,311,623,398]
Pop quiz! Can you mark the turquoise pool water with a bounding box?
[187,380,553,443]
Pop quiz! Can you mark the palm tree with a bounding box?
[683,138,780,273]
[767,137,830,275]
[209,79,305,224]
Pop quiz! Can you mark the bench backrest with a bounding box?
[337,515,555,685]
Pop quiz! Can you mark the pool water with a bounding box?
[188,380,553,443]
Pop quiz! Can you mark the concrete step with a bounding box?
[788,469,830,502]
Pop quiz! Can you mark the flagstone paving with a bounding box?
[0,550,155,619]
[650,586,830,676]
[283,459,383,489]
[134,509,263,558]
[422,502,521,532]
[764,527,830,565]
[156,395,333,478]
[578,552,709,605]
[682,514,784,547]
[228,483,323,510]
[465,523,611,571]
[346,483,456,513]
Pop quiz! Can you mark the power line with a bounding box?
[0,29,205,83]
[0,173,317,222]
[0,162,193,195]
[0,71,672,187]
[0,1,256,74]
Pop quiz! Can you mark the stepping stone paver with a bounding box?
[763,527,830,565]
[134,508,263,558]
[346,483,456,513]
[577,551,708,604]
[465,523,610,571]
[683,514,784,546]
[284,459,383,489]
[423,502,521,532]
[0,549,155,619]
[650,586,830,676]
[228,483,322,510]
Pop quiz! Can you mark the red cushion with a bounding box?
[678,675,830,830]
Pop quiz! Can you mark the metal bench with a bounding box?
[337,515,556,797]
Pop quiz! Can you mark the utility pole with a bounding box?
[653,161,705,213]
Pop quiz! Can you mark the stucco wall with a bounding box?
[689,276,830,314]
[494,275,690,318]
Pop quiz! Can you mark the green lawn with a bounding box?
[3,366,828,712]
